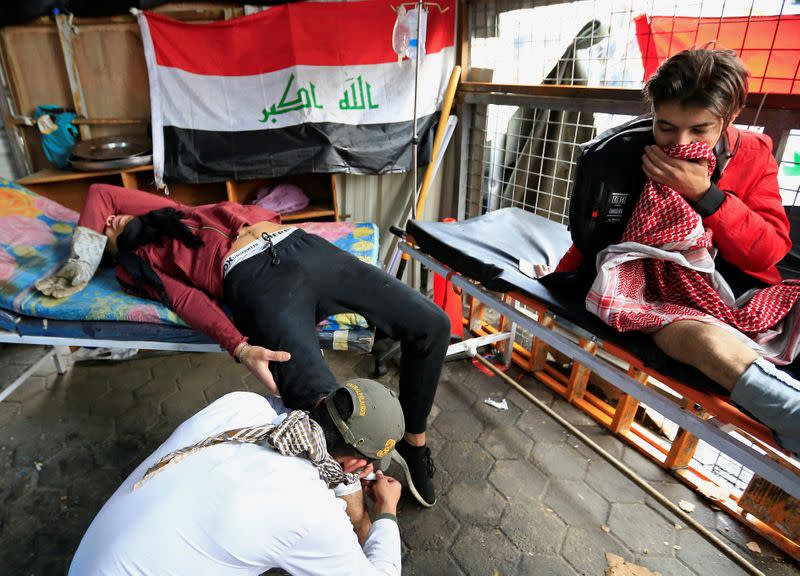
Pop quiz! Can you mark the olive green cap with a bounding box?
[326,378,405,470]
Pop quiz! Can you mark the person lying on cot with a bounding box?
[35,183,448,507]
[535,48,800,454]
[69,381,405,575]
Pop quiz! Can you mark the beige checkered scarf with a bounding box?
[134,410,359,490]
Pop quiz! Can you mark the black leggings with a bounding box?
[223,230,449,433]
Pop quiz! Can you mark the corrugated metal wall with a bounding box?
[336,143,456,289]
[336,145,454,260]
[0,129,19,180]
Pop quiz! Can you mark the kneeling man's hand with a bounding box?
[240,345,291,395]
[365,471,402,515]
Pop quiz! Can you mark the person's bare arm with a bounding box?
[340,490,372,546]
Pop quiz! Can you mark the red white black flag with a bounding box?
[137,0,455,185]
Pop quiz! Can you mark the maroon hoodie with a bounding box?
[79,184,280,356]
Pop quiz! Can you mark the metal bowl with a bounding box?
[69,154,153,172]
[72,135,151,161]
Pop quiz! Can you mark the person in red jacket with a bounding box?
[36,183,447,507]
[537,49,799,453]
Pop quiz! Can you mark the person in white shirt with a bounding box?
[69,379,406,575]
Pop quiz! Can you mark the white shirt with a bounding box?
[69,392,401,576]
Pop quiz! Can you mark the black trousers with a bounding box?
[224,230,449,433]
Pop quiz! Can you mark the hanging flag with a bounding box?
[634,13,800,94]
[136,0,455,186]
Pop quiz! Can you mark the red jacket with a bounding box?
[556,126,790,286]
[79,184,280,356]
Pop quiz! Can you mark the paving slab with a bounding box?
[500,498,568,555]
[488,457,549,501]
[445,479,508,525]
[608,502,679,555]
[0,343,795,576]
[543,478,610,526]
[516,553,580,576]
[451,525,522,576]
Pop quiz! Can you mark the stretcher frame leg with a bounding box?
[0,347,58,404]
[52,345,72,375]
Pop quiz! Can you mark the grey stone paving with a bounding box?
[0,343,798,575]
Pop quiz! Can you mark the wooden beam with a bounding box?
[609,367,647,434]
[529,314,555,372]
[11,116,149,126]
[457,0,470,83]
[665,427,700,470]
[55,14,91,141]
[566,338,598,402]
[459,81,800,111]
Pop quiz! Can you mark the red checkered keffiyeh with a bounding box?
[587,141,800,363]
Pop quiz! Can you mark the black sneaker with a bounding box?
[392,439,437,507]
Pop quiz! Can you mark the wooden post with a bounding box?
[468,295,485,333]
[331,175,340,221]
[415,66,461,216]
[457,0,470,83]
[55,14,91,141]
[120,171,138,189]
[529,314,555,372]
[566,338,598,402]
[610,367,647,434]
[225,181,239,203]
[665,428,700,470]
[665,403,704,470]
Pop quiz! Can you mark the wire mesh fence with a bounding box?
[466,0,800,223]
[470,0,800,91]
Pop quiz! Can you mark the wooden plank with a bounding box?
[457,0,470,82]
[18,165,153,185]
[136,180,226,207]
[459,81,800,110]
[23,175,122,212]
[740,476,800,542]
[665,427,700,470]
[225,181,239,203]
[529,314,555,372]
[330,175,340,221]
[120,171,138,189]
[0,24,71,173]
[566,338,598,402]
[0,25,71,116]
[70,22,151,139]
[282,206,337,221]
[55,14,91,141]
[11,117,149,126]
[610,366,647,434]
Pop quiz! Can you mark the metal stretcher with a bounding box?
[400,207,800,560]
[0,179,377,401]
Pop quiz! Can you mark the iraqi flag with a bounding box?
[136,0,455,186]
